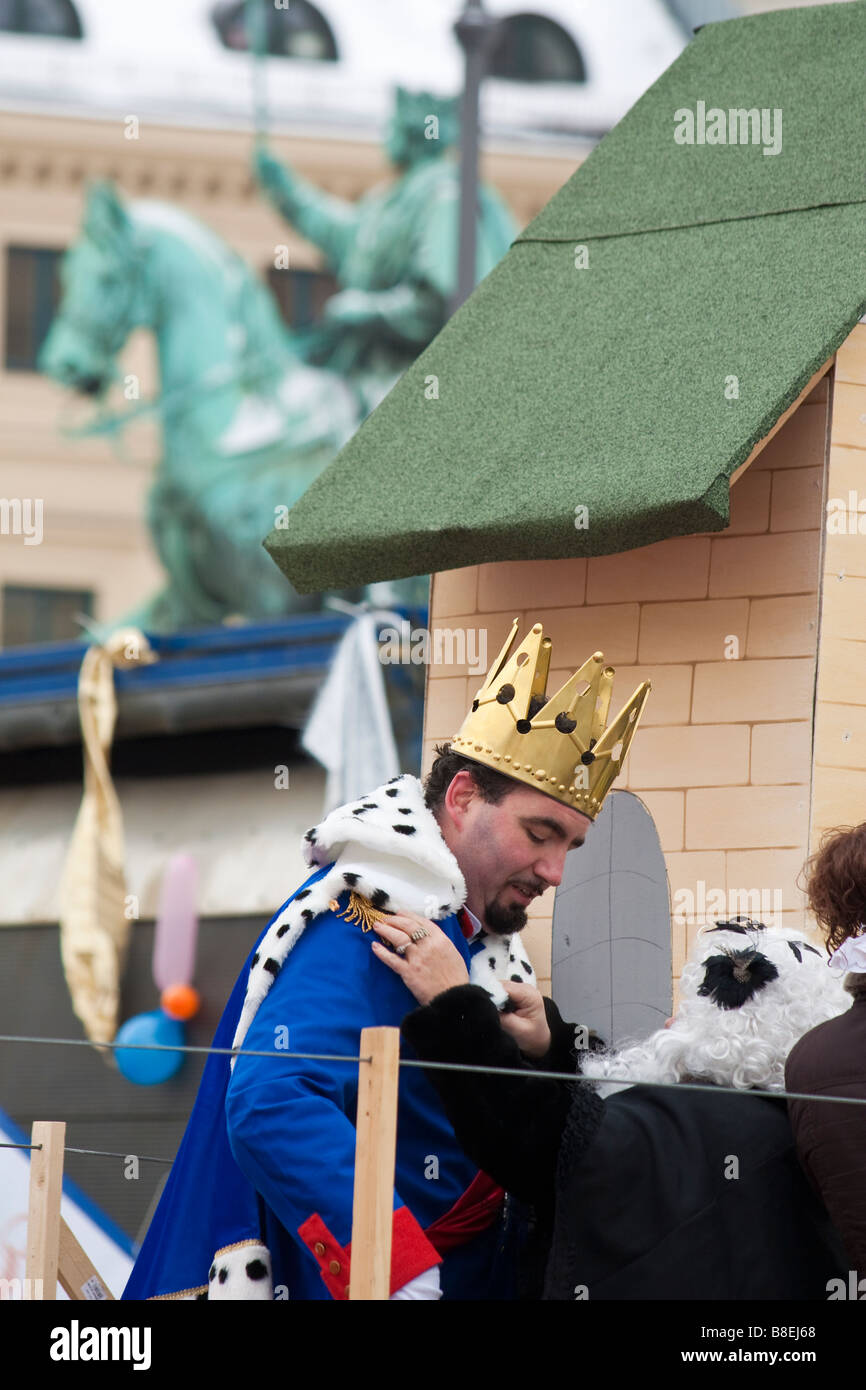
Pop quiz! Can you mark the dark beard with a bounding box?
[484,899,528,935]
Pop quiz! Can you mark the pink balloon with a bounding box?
[153,854,199,990]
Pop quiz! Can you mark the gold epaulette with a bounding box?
[329,890,390,933]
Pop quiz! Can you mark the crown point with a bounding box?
[532,624,542,633]
[592,651,604,663]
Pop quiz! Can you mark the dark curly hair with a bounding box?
[802,822,866,954]
[423,742,519,814]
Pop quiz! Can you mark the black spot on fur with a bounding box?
[296,889,311,900]
[386,788,399,797]
[362,802,378,809]
[510,974,523,983]
[263,958,280,977]
[555,712,577,734]
[698,950,779,1011]
[787,941,803,963]
[245,1259,267,1281]
[398,807,412,814]
[489,955,497,968]
[496,683,515,704]
[509,954,515,962]
[304,829,316,842]
[393,824,416,834]
[371,888,390,910]
[343,872,359,886]
[521,960,531,973]
[251,953,259,967]
[302,909,314,921]
[440,904,450,914]
[387,776,402,784]
[516,719,532,734]
[218,1267,228,1284]
[352,807,367,815]
[801,942,821,957]
[209,1265,216,1282]
[276,922,290,938]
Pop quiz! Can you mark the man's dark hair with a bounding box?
[423,742,519,814]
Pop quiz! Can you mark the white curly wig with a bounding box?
[581,920,852,1099]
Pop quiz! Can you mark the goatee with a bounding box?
[485,900,528,935]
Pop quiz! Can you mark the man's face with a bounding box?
[440,770,591,934]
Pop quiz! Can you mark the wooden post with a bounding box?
[349,1026,401,1300]
[25,1120,65,1300]
[58,1220,114,1301]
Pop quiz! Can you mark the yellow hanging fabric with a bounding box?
[58,628,156,1046]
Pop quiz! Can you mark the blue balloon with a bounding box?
[115,1010,185,1085]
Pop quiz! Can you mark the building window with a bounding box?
[4,246,63,372]
[213,1,337,62]
[2,586,94,647]
[0,0,83,38]
[266,265,338,331]
[489,13,586,84]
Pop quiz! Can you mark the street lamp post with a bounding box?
[452,1,500,313]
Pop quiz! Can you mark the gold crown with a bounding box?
[451,619,651,820]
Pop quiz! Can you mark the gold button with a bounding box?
[314,1242,325,1256]
[329,1259,341,1275]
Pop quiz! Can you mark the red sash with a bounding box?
[424,1170,505,1255]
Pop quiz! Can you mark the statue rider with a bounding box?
[252,85,518,414]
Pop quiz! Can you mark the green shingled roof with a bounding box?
[264,1,866,595]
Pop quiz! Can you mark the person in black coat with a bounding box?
[786,822,866,1281]
[372,914,851,1300]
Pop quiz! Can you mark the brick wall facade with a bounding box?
[420,336,866,993]
[811,324,866,848]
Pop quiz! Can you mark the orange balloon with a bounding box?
[161,983,200,1021]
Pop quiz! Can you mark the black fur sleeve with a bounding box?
[401,984,601,1208]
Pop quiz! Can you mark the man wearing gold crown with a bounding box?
[123,621,648,1302]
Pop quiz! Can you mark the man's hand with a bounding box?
[371,911,470,1006]
[499,982,551,1059]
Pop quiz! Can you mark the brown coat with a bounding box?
[786,977,866,1276]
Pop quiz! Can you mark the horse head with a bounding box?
[39,181,149,397]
